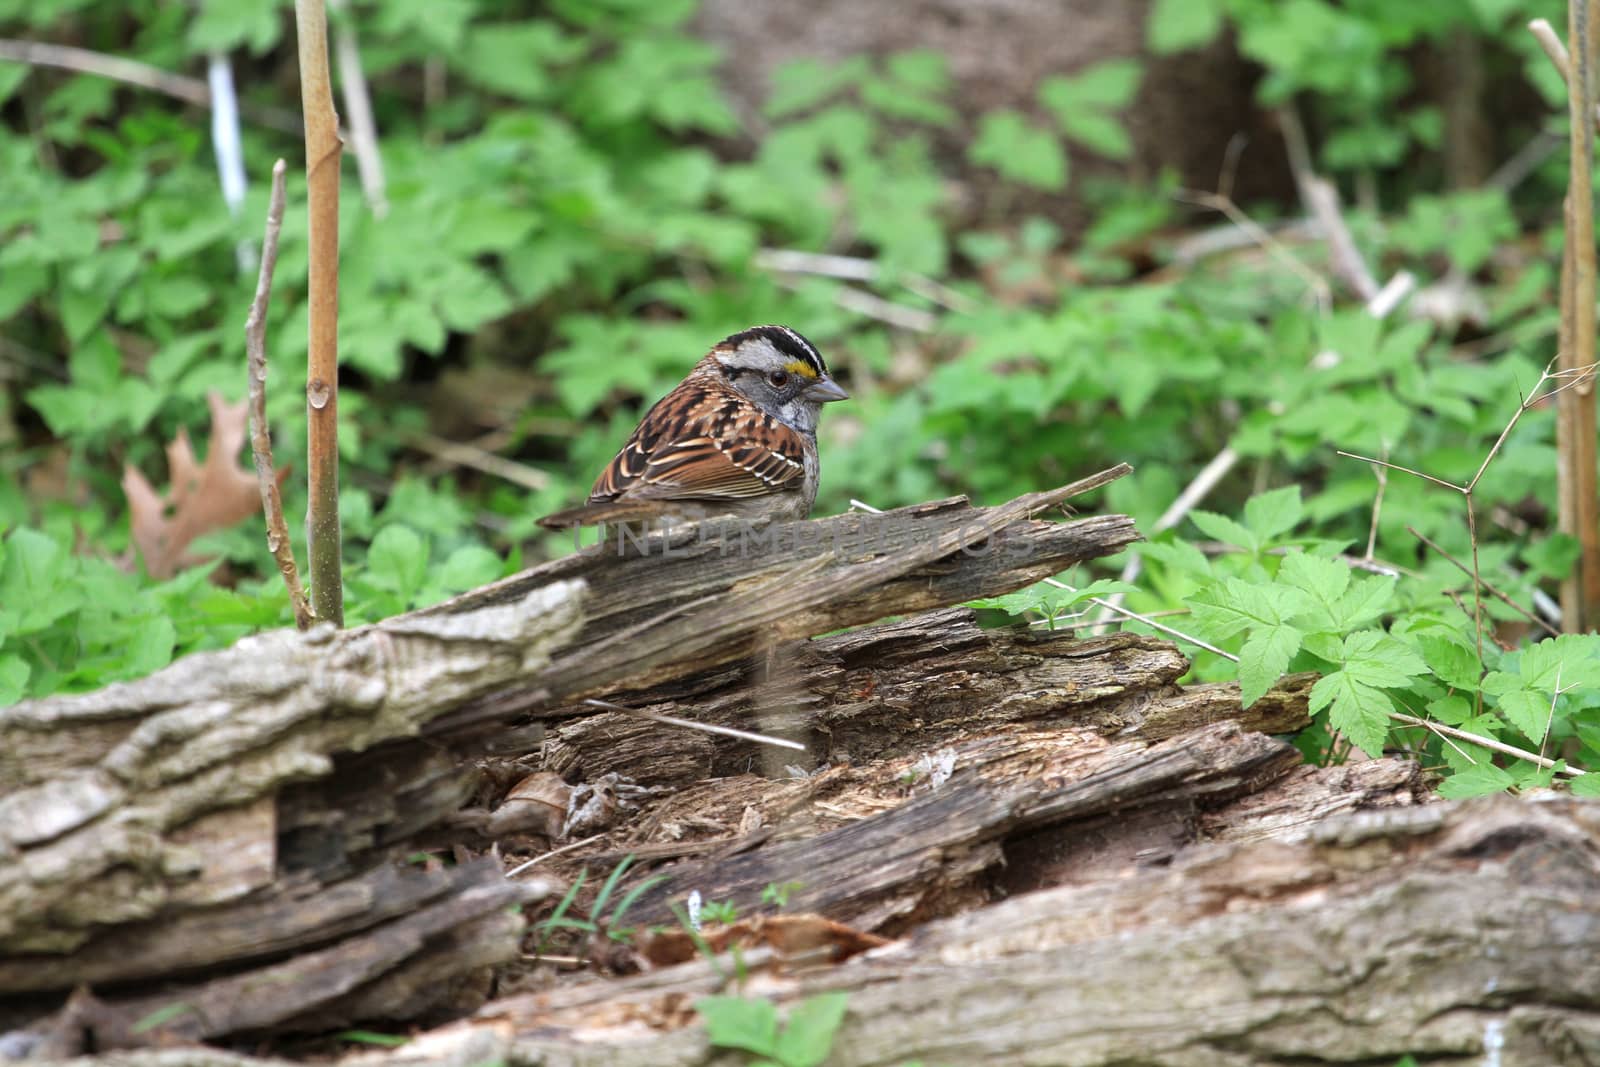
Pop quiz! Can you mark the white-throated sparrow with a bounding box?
[538,325,848,530]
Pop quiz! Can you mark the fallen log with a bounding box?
[0,472,1141,1048]
[38,794,1594,1067]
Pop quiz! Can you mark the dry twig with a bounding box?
[328,0,388,217]
[1340,360,1600,668]
[0,39,302,134]
[247,160,313,630]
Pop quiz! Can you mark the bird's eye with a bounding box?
[768,370,789,387]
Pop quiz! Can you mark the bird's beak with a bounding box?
[805,373,849,403]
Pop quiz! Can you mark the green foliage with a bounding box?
[698,899,741,926]
[5,0,1596,803]
[697,992,849,1067]
[533,856,668,953]
[760,881,805,909]
[1147,0,1561,175]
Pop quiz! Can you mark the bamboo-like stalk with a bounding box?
[1558,2,1600,631]
[295,0,345,627]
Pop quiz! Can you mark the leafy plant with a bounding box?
[534,855,667,954]
[697,992,850,1067]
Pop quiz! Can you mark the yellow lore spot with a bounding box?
[785,360,819,380]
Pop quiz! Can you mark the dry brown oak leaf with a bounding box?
[122,390,288,579]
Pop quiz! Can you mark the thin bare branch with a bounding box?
[246,160,313,631]
[1388,711,1584,779]
[1041,577,1238,663]
[505,835,606,878]
[328,0,388,217]
[1364,271,1416,318]
[1531,17,1573,79]
[1364,452,1388,561]
[407,432,551,491]
[1406,526,1559,639]
[0,38,302,134]
[581,698,806,752]
[1175,189,1331,308]
[1335,452,1465,494]
[755,248,977,314]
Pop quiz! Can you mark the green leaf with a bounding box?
[1242,487,1303,544]
[1189,510,1258,553]
[773,993,850,1067]
[1,528,83,633]
[1309,670,1392,758]
[1056,111,1133,160]
[1571,772,1600,797]
[698,996,780,1058]
[1518,634,1600,692]
[337,1031,410,1048]
[0,653,29,704]
[1437,762,1516,798]
[1187,577,1303,641]
[1278,552,1349,625]
[434,545,504,595]
[1525,534,1583,581]
[1340,630,1428,688]
[1240,623,1302,707]
[1418,632,1481,691]
[1426,695,1473,725]
[1497,688,1551,744]
[1328,575,1396,632]
[969,111,1067,191]
[365,525,429,605]
[123,615,177,680]
[1147,0,1224,53]
[1039,61,1143,111]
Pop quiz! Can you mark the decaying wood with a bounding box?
[54,795,1600,1067]
[431,465,1139,728]
[2,473,1153,1052]
[540,606,1316,788]
[0,579,586,955]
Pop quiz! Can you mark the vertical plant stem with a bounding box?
[295,0,344,627]
[246,159,314,631]
[1559,0,1600,632]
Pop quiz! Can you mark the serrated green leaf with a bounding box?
[1,528,82,633]
[1328,575,1396,631]
[1240,623,1302,707]
[1278,551,1348,626]
[1571,772,1600,797]
[1189,510,1258,553]
[1427,695,1473,725]
[1418,632,1481,691]
[697,996,779,1058]
[1186,577,1304,641]
[1309,670,1392,757]
[1340,630,1428,688]
[1497,687,1552,744]
[1243,487,1303,543]
[1519,634,1600,692]
[773,993,849,1067]
[1437,762,1516,798]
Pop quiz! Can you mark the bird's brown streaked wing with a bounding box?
[589,384,806,504]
